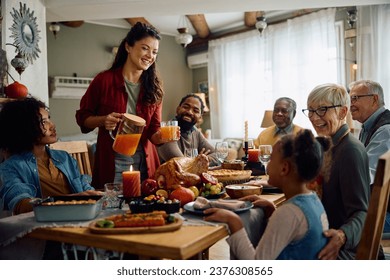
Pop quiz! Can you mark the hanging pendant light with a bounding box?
[347,9,357,28]
[255,16,267,35]
[175,16,193,47]
[49,22,61,39]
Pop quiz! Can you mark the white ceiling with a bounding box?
[45,0,390,36]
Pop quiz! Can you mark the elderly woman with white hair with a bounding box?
[302,83,370,260]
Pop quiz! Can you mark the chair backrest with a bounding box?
[356,150,390,259]
[50,141,92,176]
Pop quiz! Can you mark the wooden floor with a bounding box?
[209,237,230,260]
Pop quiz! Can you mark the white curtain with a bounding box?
[357,4,390,107]
[208,8,339,139]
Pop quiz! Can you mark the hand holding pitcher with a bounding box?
[104,112,122,131]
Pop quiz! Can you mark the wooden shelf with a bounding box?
[0,97,11,103]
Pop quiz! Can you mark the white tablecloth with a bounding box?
[0,208,124,259]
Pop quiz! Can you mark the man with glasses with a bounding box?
[349,80,390,235]
[254,97,303,147]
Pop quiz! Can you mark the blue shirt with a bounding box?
[274,123,293,136]
[0,147,94,212]
[277,194,328,260]
[361,107,390,184]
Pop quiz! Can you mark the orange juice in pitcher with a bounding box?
[110,113,146,156]
[112,134,142,155]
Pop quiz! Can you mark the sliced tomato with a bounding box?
[201,172,218,185]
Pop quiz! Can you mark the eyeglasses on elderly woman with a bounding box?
[302,105,342,118]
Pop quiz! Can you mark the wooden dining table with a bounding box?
[28,221,226,260]
[25,193,285,260]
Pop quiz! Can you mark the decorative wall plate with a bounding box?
[9,2,41,64]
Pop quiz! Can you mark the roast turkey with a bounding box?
[154,154,209,189]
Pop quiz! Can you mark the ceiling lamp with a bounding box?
[347,8,357,28]
[49,22,61,39]
[255,16,267,34]
[175,16,193,47]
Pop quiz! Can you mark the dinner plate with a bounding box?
[183,200,253,215]
[88,218,182,234]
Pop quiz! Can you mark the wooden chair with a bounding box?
[356,150,390,259]
[49,140,97,258]
[50,141,92,176]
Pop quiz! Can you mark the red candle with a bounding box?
[248,149,260,162]
[122,170,141,197]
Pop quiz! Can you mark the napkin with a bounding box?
[193,197,246,211]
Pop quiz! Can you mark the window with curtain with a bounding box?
[357,4,390,106]
[208,8,340,139]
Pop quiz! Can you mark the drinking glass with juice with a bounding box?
[160,120,179,141]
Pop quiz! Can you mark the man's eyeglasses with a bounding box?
[302,105,342,118]
[350,94,375,104]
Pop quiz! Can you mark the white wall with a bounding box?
[2,0,48,104]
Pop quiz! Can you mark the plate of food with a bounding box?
[183,199,253,216]
[89,211,182,234]
[199,173,226,199]
[201,189,226,199]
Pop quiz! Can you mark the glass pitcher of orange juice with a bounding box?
[109,113,146,156]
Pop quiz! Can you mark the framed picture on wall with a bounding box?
[198,81,208,94]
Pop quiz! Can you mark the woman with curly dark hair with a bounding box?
[76,22,172,189]
[0,97,99,215]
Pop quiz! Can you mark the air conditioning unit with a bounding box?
[49,76,93,99]
[187,51,208,69]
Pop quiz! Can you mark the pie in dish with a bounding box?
[207,169,252,182]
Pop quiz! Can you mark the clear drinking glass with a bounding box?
[215,141,229,163]
[185,148,198,158]
[258,145,272,177]
[103,183,123,209]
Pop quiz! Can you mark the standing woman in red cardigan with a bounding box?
[76,22,170,189]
